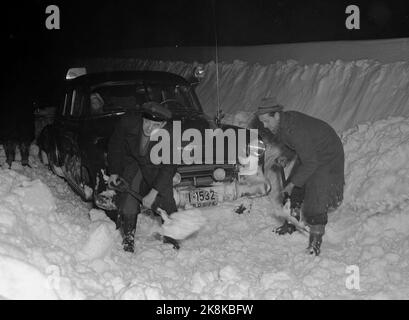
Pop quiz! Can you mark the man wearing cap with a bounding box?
[256,97,345,256]
[107,101,177,252]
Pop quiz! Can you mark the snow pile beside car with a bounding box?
[342,116,409,209]
[90,57,409,133]
[0,170,79,299]
[0,167,119,299]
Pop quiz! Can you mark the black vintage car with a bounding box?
[38,68,270,209]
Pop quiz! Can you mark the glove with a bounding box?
[306,224,325,256]
[274,220,297,235]
[282,192,290,206]
[274,155,288,168]
[107,174,120,188]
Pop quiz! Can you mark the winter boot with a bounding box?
[5,159,12,169]
[123,231,135,253]
[5,140,16,168]
[306,224,325,256]
[121,215,137,253]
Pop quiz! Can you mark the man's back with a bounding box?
[281,111,343,164]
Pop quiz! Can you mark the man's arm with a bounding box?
[142,165,176,209]
[152,164,177,195]
[289,132,319,188]
[150,122,177,195]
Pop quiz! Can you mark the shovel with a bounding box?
[108,177,206,247]
[272,161,310,234]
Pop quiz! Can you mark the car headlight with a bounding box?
[248,139,266,157]
[193,66,205,79]
[213,168,226,181]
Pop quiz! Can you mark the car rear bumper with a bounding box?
[173,174,271,209]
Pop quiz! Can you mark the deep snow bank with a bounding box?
[342,116,409,209]
[0,162,121,299]
[1,116,409,299]
[85,57,409,133]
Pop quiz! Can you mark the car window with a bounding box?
[141,84,199,113]
[69,89,84,117]
[60,89,83,118]
[91,85,138,114]
[61,90,73,117]
[61,93,69,116]
[90,92,105,115]
[70,90,77,115]
[90,81,201,114]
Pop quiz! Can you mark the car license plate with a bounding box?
[189,189,218,207]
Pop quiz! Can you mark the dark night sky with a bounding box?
[4,0,409,57]
[2,0,409,105]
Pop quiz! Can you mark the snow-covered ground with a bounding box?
[1,116,409,300]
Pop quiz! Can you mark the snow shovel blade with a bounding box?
[110,177,206,241]
[156,208,206,241]
[286,215,310,234]
[281,199,310,234]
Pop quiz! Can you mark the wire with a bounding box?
[211,0,221,120]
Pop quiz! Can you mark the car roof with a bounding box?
[67,70,191,87]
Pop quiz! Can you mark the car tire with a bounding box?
[47,143,65,177]
[49,151,64,177]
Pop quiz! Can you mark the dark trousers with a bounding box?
[288,156,344,226]
[117,164,177,233]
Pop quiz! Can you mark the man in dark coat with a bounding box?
[256,97,345,256]
[107,101,177,253]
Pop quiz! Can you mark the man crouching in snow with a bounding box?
[107,102,178,253]
[256,97,345,256]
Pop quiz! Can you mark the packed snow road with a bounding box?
[1,116,409,299]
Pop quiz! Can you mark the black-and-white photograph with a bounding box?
[1,0,409,303]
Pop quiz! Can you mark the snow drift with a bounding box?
[85,55,409,133]
[342,116,409,209]
[4,40,409,298]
